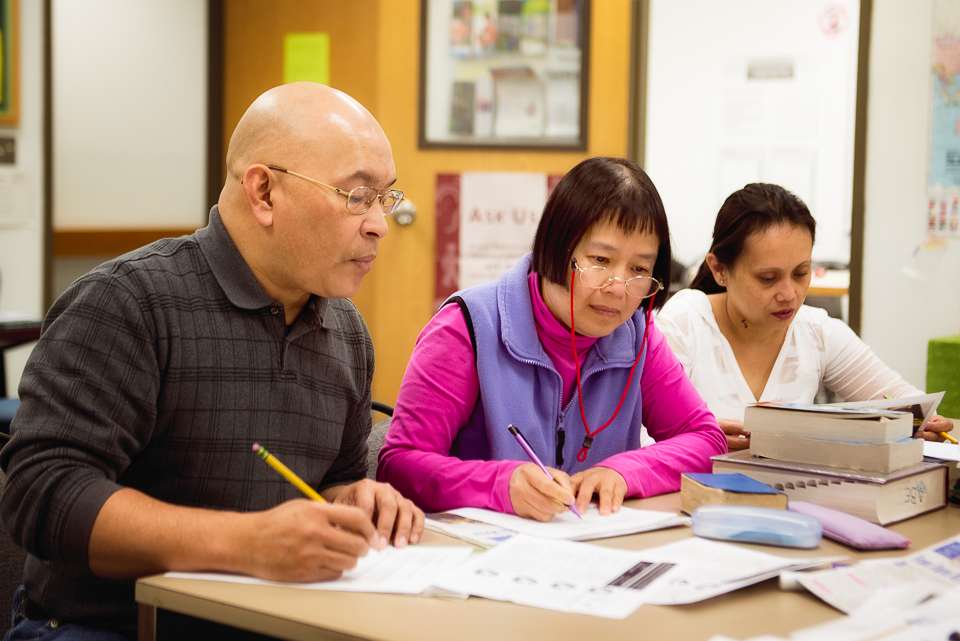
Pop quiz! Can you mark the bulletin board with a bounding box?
[434,172,562,308]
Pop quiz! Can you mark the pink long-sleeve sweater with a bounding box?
[378,273,725,513]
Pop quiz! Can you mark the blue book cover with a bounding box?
[684,473,784,495]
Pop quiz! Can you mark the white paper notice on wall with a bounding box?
[0,172,30,229]
[458,172,548,289]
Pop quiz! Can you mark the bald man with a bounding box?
[0,83,422,639]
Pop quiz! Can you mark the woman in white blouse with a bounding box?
[658,183,954,451]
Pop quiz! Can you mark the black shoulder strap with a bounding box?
[442,296,478,363]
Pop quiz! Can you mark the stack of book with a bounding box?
[711,403,947,525]
[746,403,922,473]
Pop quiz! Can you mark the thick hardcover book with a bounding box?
[711,451,947,525]
[749,432,924,474]
[743,403,914,444]
[679,473,787,515]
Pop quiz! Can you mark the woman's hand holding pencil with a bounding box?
[916,415,957,443]
[508,463,578,522]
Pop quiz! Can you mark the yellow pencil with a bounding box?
[252,443,327,502]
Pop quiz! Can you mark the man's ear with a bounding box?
[242,165,275,228]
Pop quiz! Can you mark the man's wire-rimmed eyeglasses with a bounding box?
[267,166,404,216]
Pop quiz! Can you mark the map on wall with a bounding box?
[928,0,960,236]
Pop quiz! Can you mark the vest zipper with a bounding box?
[556,413,565,466]
[511,354,567,468]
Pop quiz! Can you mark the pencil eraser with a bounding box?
[252,443,260,451]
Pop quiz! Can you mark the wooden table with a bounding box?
[0,320,42,396]
[136,493,960,641]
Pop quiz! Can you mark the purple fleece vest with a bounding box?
[446,253,649,476]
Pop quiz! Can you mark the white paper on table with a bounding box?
[165,545,475,595]
[445,504,689,541]
[924,440,960,461]
[432,535,662,619]
[794,558,952,614]
[424,512,520,549]
[629,537,843,605]
[795,532,960,614]
[789,587,960,641]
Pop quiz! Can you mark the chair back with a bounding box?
[0,398,19,438]
[365,417,390,480]
[0,468,26,635]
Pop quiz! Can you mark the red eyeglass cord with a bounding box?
[569,269,654,463]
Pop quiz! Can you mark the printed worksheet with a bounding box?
[630,537,842,605]
[165,544,475,595]
[432,534,836,616]
[440,504,689,542]
[707,587,960,641]
[432,535,665,619]
[796,533,960,613]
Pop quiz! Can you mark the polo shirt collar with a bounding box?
[196,205,331,326]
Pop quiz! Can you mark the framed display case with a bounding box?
[418,0,590,150]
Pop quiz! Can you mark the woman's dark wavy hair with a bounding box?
[531,157,671,312]
[690,183,816,295]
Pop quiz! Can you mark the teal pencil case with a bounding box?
[691,505,822,549]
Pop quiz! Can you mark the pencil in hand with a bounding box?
[252,443,326,502]
[507,424,581,519]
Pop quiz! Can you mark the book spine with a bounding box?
[712,460,946,525]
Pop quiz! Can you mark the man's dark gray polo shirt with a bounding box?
[0,205,374,631]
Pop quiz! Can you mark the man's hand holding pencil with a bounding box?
[252,443,424,580]
[241,499,379,583]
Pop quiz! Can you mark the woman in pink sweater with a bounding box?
[378,158,726,521]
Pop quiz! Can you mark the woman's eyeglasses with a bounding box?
[573,261,663,299]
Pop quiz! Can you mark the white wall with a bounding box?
[862,0,960,388]
[0,1,46,396]
[645,0,860,269]
[53,0,207,230]
[2,1,209,397]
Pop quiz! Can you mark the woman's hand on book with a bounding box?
[719,418,751,450]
